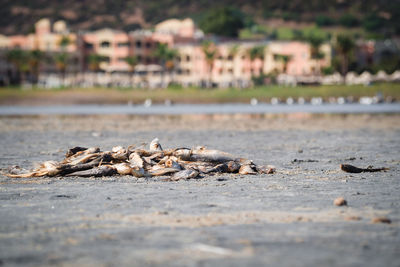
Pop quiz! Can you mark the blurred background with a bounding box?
[0,0,399,108]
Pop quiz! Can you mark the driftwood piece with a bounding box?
[340,164,388,173]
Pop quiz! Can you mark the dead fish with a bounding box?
[65,146,88,157]
[176,147,235,163]
[149,138,163,151]
[130,166,148,178]
[235,158,253,165]
[66,153,101,165]
[238,164,257,175]
[226,161,241,173]
[340,164,389,173]
[6,161,60,178]
[165,159,182,170]
[129,152,144,168]
[65,147,100,158]
[57,160,105,176]
[150,167,180,176]
[255,165,275,174]
[113,163,133,175]
[7,165,26,175]
[111,146,128,161]
[171,169,199,181]
[66,165,117,177]
[201,163,229,174]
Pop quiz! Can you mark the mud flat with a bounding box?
[0,114,399,266]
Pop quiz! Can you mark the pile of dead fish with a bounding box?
[6,138,275,181]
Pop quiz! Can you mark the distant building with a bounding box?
[0,17,335,87]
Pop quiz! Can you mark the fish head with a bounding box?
[149,138,163,151]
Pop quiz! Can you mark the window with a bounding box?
[228,55,233,61]
[186,55,191,62]
[100,41,111,48]
[145,42,152,48]
[118,57,126,62]
[84,42,93,49]
[136,41,142,48]
[117,42,129,47]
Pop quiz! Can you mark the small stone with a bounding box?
[345,216,361,221]
[334,197,347,206]
[371,217,391,224]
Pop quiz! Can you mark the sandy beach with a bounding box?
[0,114,399,266]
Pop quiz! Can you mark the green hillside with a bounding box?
[0,0,398,37]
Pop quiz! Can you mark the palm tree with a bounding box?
[274,54,292,74]
[6,48,30,84]
[307,34,325,75]
[59,35,71,50]
[87,53,106,86]
[201,41,218,87]
[54,53,69,85]
[228,44,239,85]
[125,55,138,86]
[336,34,355,78]
[247,45,265,75]
[153,43,178,87]
[88,54,106,72]
[53,35,71,86]
[28,49,44,84]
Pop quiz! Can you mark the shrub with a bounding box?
[339,14,359,28]
[315,15,335,27]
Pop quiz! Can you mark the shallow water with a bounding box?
[1,103,400,115]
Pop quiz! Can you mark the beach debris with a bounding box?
[340,164,389,173]
[291,159,319,163]
[4,138,275,181]
[334,197,347,206]
[371,217,391,224]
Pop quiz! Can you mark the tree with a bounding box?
[6,49,30,84]
[362,14,385,33]
[315,15,335,27]
[201,41,218,87]
[125,56,138,72]
[307,34,325,74]
[335,34,355,77]
[274,54,292,74]
[54,52,69,85]
[28,49,44,84]
[53,35,71,86]
[199,7,245,37]
[247,45,265,75]
[87,53,107,86]
[88,53,106,72]
[339,14,359,28]
[125,55,138,86]
[59,35,71,50]
[153,43,178,87]
[228,44,239,83]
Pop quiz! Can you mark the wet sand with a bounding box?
[0,114,399,266]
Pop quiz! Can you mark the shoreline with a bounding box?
[1,113,399,132]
